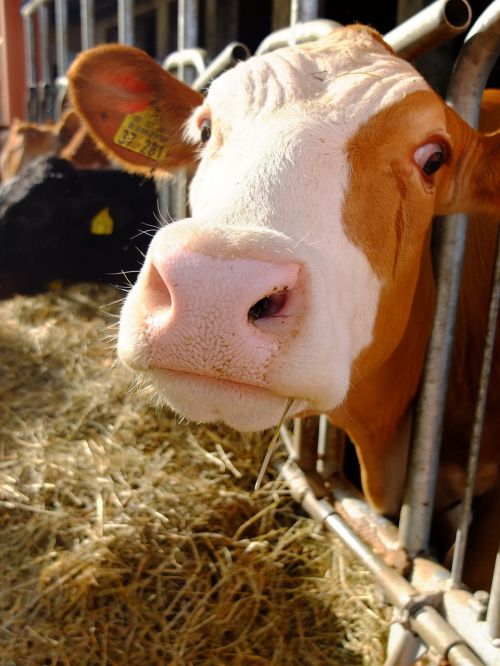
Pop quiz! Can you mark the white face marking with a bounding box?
[120,29,430,430]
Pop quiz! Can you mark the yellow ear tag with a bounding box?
[113,106,169,161]
[90,207,114,235]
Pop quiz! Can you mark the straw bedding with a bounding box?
[0,283,390,665]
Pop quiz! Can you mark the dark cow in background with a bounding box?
[0,157,157,298]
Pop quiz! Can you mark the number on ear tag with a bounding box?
[113,107,169,161]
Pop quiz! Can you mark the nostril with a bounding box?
[248,291,287,322]
[144,263,173,312]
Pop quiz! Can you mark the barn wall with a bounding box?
[0,0,26,124]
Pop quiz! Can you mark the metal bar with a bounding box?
[289,0,319,44]
[399,0,500,557]
[451,226,500,585]
[37,1,51,120]
[55,0,69,77]
[23,15,36,87]
[163,48,207,79]
[281,460,483,665]
[290,0,299,28]
[399,216,468,555]
[487,549,500,642]
[21,0,49,16]
[282,420,411,569]
[118,0,134,46]
[299,0,319,22]
[38,2,50,86]
[385,624,422,666]
[292,419,318,471]
[446,0,500,126]
[442,588,500,663]
[255,19,341,55]
[385,0,472,60]
[80,0,95,50]
[155,0,168,58]
[193,42,250,92]
[316,414,344,478]
[177,0,199,84]
[172,0,199,220]
[328,476,409,572]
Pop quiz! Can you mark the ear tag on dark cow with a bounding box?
[90,207,114,235]
[113,107,169,161]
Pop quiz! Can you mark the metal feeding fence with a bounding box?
[19,0,500,663]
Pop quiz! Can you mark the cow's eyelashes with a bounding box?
[414,142,447,178]
[200,118,212,143]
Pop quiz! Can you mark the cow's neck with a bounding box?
[329,241,436,514]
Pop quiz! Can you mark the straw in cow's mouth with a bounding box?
[254,397,294,491]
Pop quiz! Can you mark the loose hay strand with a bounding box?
[254,397,294,491]
[0,284,390,665]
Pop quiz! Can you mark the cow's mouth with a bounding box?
[149,366,277,395]
[145,366,305,431]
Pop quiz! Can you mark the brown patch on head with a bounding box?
[390,163,408,278]
[343,89,447,373]
[479,89,500,133]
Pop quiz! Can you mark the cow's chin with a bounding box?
[147,368,309,432]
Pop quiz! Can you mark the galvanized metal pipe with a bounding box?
[385,624,422,666]
[442,588,500,664]
[447,0,500,127]
[451,226,500,586]
[118,0,134,46]
[384,0,471,60]
[398,216,468,555]
[21,0,49,15]
[316,414,344,478]
[21,0,46,120]
[23,14,36,88]
[193,42,250,91]
[80,0,95,50]
[281,428,392,565]
[255,19,340,55]
[299,0,320,23]
[487,549,500,642]
[54,77,68,119]
[399,0,500,558]
[55,0,69,77]
[280,460,483,665]
[38,2,50,86]
[290,0,320,29]
[290,0,299,28]
[163,48,207,79]
[23,14,38,121]
[177,0,199,84]
[155,0,168,58]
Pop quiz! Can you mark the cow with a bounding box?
[0,110,109,183]
[67,27,500,588]
[0,156,157,298]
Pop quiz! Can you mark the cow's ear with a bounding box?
[67,44,203,176]
[465,130,500,215]
[435,106,500,216]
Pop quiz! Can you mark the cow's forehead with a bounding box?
[206,27,429,128]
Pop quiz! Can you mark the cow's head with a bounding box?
[68,27,500,433]
[0,111,81,183]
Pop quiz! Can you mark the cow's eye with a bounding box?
[414,142,446,177]
[200,118,212,143]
